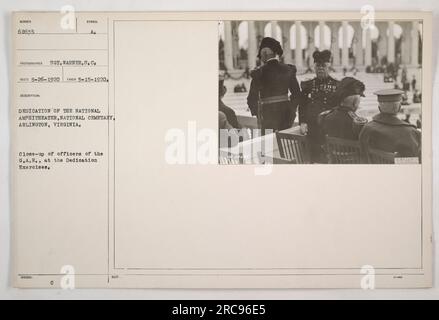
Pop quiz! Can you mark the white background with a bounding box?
[1,0,438,299]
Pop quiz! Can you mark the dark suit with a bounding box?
[319,106,367,141]
[247,59,301,131]
[359,113,421,158]
[299,76,339,162]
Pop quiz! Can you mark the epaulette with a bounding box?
[328,76,341,85]
[317,109,334,125]
[401,122,418,129]
[348,111,368,125]
[300,78,313,91]
[286,64,297,73]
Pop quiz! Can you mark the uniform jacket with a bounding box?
[359,113,421,157]
[247,59,302,117]
[299,76,339,124]
[319,106,368,140]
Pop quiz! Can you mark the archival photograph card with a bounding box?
[11,11,432,288]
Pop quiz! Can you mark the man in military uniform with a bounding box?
[319,77,368,140]
[359,89,421,160]
[247,37,302,133]
[299,50,340,163]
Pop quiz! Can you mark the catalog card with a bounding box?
[11,11,432,288]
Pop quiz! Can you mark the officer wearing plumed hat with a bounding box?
[247,37,302,133]
[299,50,340,163]
[319,77,368,141]
[359,89,421,161]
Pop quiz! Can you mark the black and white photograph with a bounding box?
[218,20,423,164]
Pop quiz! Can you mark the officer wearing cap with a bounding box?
[319,77,368,140]
[299,50,340,163]
[359,89,421,159]
[247,37,302,132]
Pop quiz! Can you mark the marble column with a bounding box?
[387,21,395,63]
[254,21,262,43]
[400,22,412,65]
[303,21,316,68]
[247,21,257,69]
[376,22,388,64]
[295,21,303,68]
[231,21,240,68]
[280,21,293,64]
[330,22,341,66]
[341,21,349,68]
[411,21,420,66]
[223,21,234,70]
[308,22,316,54]
[353,22,364,66]
[364,26,372,66]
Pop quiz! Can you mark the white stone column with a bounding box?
[364,26,372,66]
[400,22,412,65]
[231,21,240,68]
[387,21,395,63]
[255,21,264,42]
[341,21,349,68]
[308,22,316,54]
[411,21,419,66]
[223,21,234,70]
[319,21,326,50]
[295,21,303,68]
[247,21,257,69]
[353,22,364,66]
[280,21,293,64]
[304,21,316,63]
[376,22,388,64]
[330,22,341,66]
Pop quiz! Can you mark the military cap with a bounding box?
[334,77,366,103]
[374,89,404,102]
[258,37,283,58]
[313,50,332,64]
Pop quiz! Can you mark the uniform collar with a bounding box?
[372,113,413,126]
[265,58,279,65]
[315,75,333,83]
